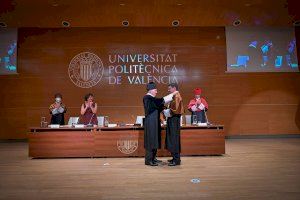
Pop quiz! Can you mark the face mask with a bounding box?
[55,97,61,103]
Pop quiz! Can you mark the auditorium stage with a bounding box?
[0,138,300,200]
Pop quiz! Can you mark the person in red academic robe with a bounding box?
[187,88,208,123]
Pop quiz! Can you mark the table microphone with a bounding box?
[203,108,211,125]
[86,113,95,127]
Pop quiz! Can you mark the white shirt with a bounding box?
[146,92,155,97]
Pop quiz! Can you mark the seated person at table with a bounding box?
[187,88,208,123]
[79,93,98,126]
[49,93,67,125]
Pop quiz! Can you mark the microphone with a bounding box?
[203,108,211,125]
[86,113,95,127]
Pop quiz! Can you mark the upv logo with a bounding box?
[68,52,104,88]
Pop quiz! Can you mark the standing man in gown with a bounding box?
[164,83,184,166]
[143,82,177,166]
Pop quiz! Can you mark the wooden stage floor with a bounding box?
[0,138,300,200]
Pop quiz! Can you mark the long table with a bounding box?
[28,125,225,158]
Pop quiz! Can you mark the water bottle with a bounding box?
[192,115,197,125]
[104,116,109,127]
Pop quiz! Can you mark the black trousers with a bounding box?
[171,152,180,162]
[166,115,181,162]
[145,149,157,163]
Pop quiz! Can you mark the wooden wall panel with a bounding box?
[0,27,299,139]
[29,132,94,157]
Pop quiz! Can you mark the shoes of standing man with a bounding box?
[145,161,158,166]
[145,159,180,166]
[153,158,162,163]
[168,160,181,166]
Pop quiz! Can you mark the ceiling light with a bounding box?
[0,22,7,27]
[61,21,70,27]
[293,20,300,26]
[172,20,180,27]
[233,19,241,26]
[122,20,129,27]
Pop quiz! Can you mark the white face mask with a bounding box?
[55,97,61,103]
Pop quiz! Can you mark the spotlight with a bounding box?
[233,19,241,26]
[122,20,129,26]
[172,20,180,27]
[0,22,7,28]
[61,21,70,27]
[293,20,300,26]
[52,0,59,6]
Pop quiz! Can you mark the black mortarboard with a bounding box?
[146,82,156,91]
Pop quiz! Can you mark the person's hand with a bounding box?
[172,91,179,95]
[163,108,171,118]
[54,102,60,109]
[85,102,90,108]
[196,99,201,105]
[50,104,55,110]
[199,103,205,110]
[191,105,197,112]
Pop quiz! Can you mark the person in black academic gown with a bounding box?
[163,83,184,166]
[143,82,177,166]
